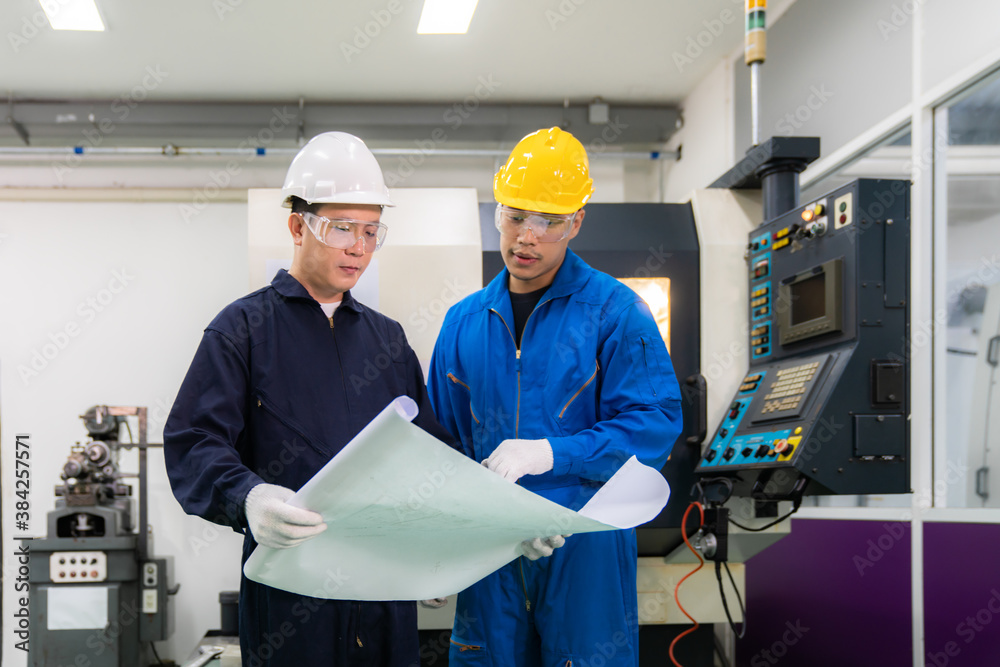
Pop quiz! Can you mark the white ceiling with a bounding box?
[3,0,774,104]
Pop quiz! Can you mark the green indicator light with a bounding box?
[747,10,766,30]
[840,202,847,212]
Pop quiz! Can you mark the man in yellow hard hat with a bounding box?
[428,127,683,665]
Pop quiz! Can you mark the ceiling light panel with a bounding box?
[40,0,106,31]
[417,0,479,34]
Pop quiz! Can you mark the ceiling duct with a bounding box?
[0,99,681,150]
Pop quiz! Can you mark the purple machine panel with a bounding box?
[736,518,912,667]
[923,522,1000,667]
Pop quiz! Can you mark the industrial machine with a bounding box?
[966,283,1000,506]
[695,179,911,502]
[28,405,174,667]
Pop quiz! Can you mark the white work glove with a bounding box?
[244,483,327,549]
[519,535,569,561]
[483,438,554,483]
[419,598,449,609]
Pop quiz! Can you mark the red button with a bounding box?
[840,214,847,224]
[92,571,99,578]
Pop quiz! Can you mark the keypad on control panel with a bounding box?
[760,362,819,414]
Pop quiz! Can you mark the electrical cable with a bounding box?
[723,562,745,628]
[669,501,705,667]
[691,477,734,507]
[148,641,168,666]
[714,561,746,639]
[728,494,803,532]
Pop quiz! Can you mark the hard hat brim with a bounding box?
[304,191,395,207]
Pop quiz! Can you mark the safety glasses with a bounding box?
[494,204,576,243]
[300,212,388,252]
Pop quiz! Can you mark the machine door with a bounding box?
[31,583,122,667]
[968,283,1000,506]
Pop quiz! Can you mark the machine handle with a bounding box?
[183,646,226,667]
[988,336,1000,367]
[684,374,708,445]
[976,467,989,500]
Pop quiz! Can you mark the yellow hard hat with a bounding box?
[494,127,595,215]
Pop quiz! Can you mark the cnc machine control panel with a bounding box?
[696,179,910,497]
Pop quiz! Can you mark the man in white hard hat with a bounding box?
[165,132,452,666]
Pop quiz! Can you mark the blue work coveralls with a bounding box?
[428,249,683,667]
[165,269,452,667]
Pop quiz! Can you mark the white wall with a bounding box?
[0,198,248,665]
[733,0,913,162]
[923,0,1000,94]
[661,57,736,202]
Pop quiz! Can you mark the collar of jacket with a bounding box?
[481,247,591,313]
[270,268,364,314]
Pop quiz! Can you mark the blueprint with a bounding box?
[243,396,671,600]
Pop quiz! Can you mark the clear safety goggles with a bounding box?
[494,204,576,243]
[300,212,388,252]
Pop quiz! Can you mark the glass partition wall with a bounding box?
[938,73,1000,508]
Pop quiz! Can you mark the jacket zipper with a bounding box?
[518,557,532,612]
[558,361,600,419]
[355,603,363,647]
[447,372,479,424]
[492,303,547,614]
[329,311,352,404]
[640,337,657,396]
[490,309,522,437]
[449,639,482,651]
[255,394,323,453]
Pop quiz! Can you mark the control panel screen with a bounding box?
[790,273,826,325]
[777,258,844,345]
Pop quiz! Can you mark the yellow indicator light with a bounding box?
[801,208,815,222]
[776,227,790,239]
[814,203,825,217]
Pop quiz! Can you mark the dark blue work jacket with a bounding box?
[165,269,451,667]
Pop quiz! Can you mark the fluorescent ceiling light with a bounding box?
[39,0,106,31]
[417,0,479,34]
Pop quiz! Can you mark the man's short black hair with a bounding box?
[285,196,321,215]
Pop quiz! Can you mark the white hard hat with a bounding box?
[281,131,394,208]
